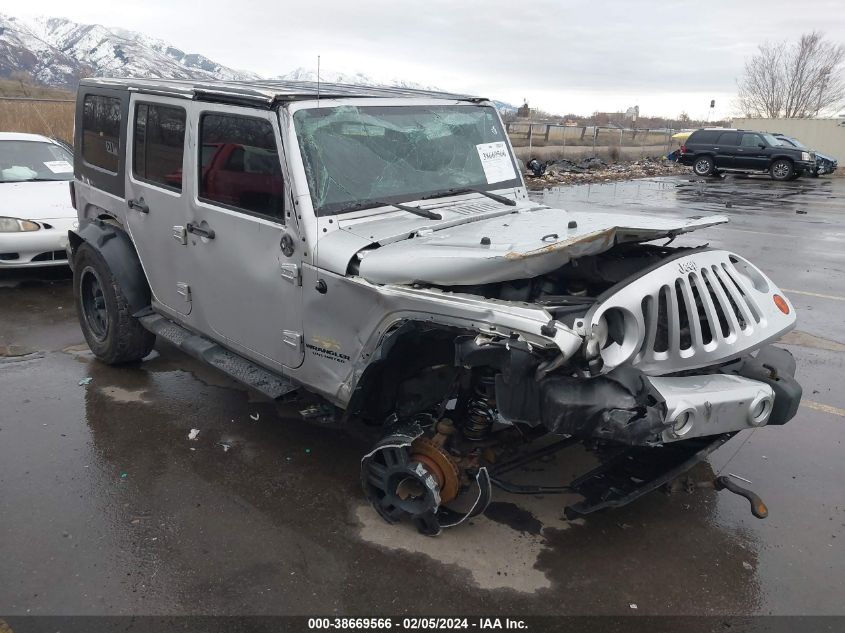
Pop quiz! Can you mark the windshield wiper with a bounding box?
[341,200,442,220]
[421,187,516,207]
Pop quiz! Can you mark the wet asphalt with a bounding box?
[1,174,843,617]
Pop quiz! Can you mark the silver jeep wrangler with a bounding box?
[68,78,801,535]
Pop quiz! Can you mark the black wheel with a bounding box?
[810,168,820,178]
[73,242,155,364]
[770,159,794,181]
[693,155,715,176]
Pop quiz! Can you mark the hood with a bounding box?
[0,180,76,221]
[356,205,727,285]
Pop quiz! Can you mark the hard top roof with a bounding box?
[79,78,487,108]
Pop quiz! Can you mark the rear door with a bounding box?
[713,131,740,168]
[184,104,304,370]
[735,133,770,170]
[124,95,193,316]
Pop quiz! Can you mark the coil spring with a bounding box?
[463,375,497,441]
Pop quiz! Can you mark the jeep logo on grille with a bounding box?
[678,260,698,274]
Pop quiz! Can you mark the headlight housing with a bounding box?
[801,151,811,161]
[0,217,40,233]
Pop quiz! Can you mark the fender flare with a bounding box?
[68,219,151,315]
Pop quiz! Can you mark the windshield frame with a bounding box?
[0,139,74,183]
[288,99,523,217]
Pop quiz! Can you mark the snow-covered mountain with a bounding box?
[0,14,259,86]
[275,66,444,92]
[0,14,518,113]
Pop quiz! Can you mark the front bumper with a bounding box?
[510,345,800,446]
[0,217,77,268]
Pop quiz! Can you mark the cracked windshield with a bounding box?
[293,104,521,215]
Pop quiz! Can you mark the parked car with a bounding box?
[68,79,801,535]
[679,127,816,180]
[772,133,838,177]
[0,132,77,267]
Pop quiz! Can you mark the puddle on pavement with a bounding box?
[779,330,845,353]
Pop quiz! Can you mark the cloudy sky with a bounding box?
[7,0,845,118]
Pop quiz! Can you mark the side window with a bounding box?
[692,131,719,144]
[133,103,186,191]
[82,95,122,172]
[741,134,764,148]
[198,113,284,220]
[716,132,739,145]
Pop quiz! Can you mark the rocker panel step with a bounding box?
[139,313,297,399]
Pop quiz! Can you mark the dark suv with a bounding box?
[679,128,816,180]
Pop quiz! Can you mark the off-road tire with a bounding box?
[73,242,155,364]
[770,159,794,181]
[693,156,715,177]
[810,168,820,178]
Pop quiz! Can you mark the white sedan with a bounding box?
[1,132,77,268]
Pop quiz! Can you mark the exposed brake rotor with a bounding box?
[361,418,492,536]
[410,437,461,504]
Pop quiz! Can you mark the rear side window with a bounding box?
[82,95,121,173]
[716,132,739,145]
[198,114,283,220]
[689,130,720,144]
[133,103,187,191]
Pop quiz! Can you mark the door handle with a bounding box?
[127,198,149,214]
[187,222,215,240]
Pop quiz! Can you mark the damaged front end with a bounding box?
[351,237,801,535]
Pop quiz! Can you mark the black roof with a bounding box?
[79,78,486,107]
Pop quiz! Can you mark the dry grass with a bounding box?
[0,99,75,144]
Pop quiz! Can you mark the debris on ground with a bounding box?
[78,377,93,386]
[524,157,690,189]
[249,412,260,421]
[218,442,232,452]
[120,472,128,479]
[742,561,753,570]
[187,428,200,441]
[629,603,638,609]
[796,209,807,214]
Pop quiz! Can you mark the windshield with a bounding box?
[779,136,806,149]
[293,104,521,216]
[0,140,73,183]
[762,134,782,147]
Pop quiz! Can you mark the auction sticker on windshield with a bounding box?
[476,142,516,184]
[43,160,73,173]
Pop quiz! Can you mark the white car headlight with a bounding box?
[0,217,40,233]
[801,152,811,161]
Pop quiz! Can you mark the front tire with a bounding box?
[770,159,795,181]
[73,242,155,364]
[693,156,715,176]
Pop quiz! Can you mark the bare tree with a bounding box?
[737,31,845,118]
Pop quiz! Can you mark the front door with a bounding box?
[124,96,193,316]
[184,105,304,370]
[735,133,771,170]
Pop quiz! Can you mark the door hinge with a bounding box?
[176,282,191,303]
[172,225,187,245]
[280,263,301,286]
[282,330,303,351]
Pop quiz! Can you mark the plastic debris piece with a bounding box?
[78,377,93,386]
[218,443,231,452]
[742,561,753,570]
[120,472,128,479]
[305,448,312,455]
[629,604,638,609]
[188,428,200,441]
[250,412,260,421]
